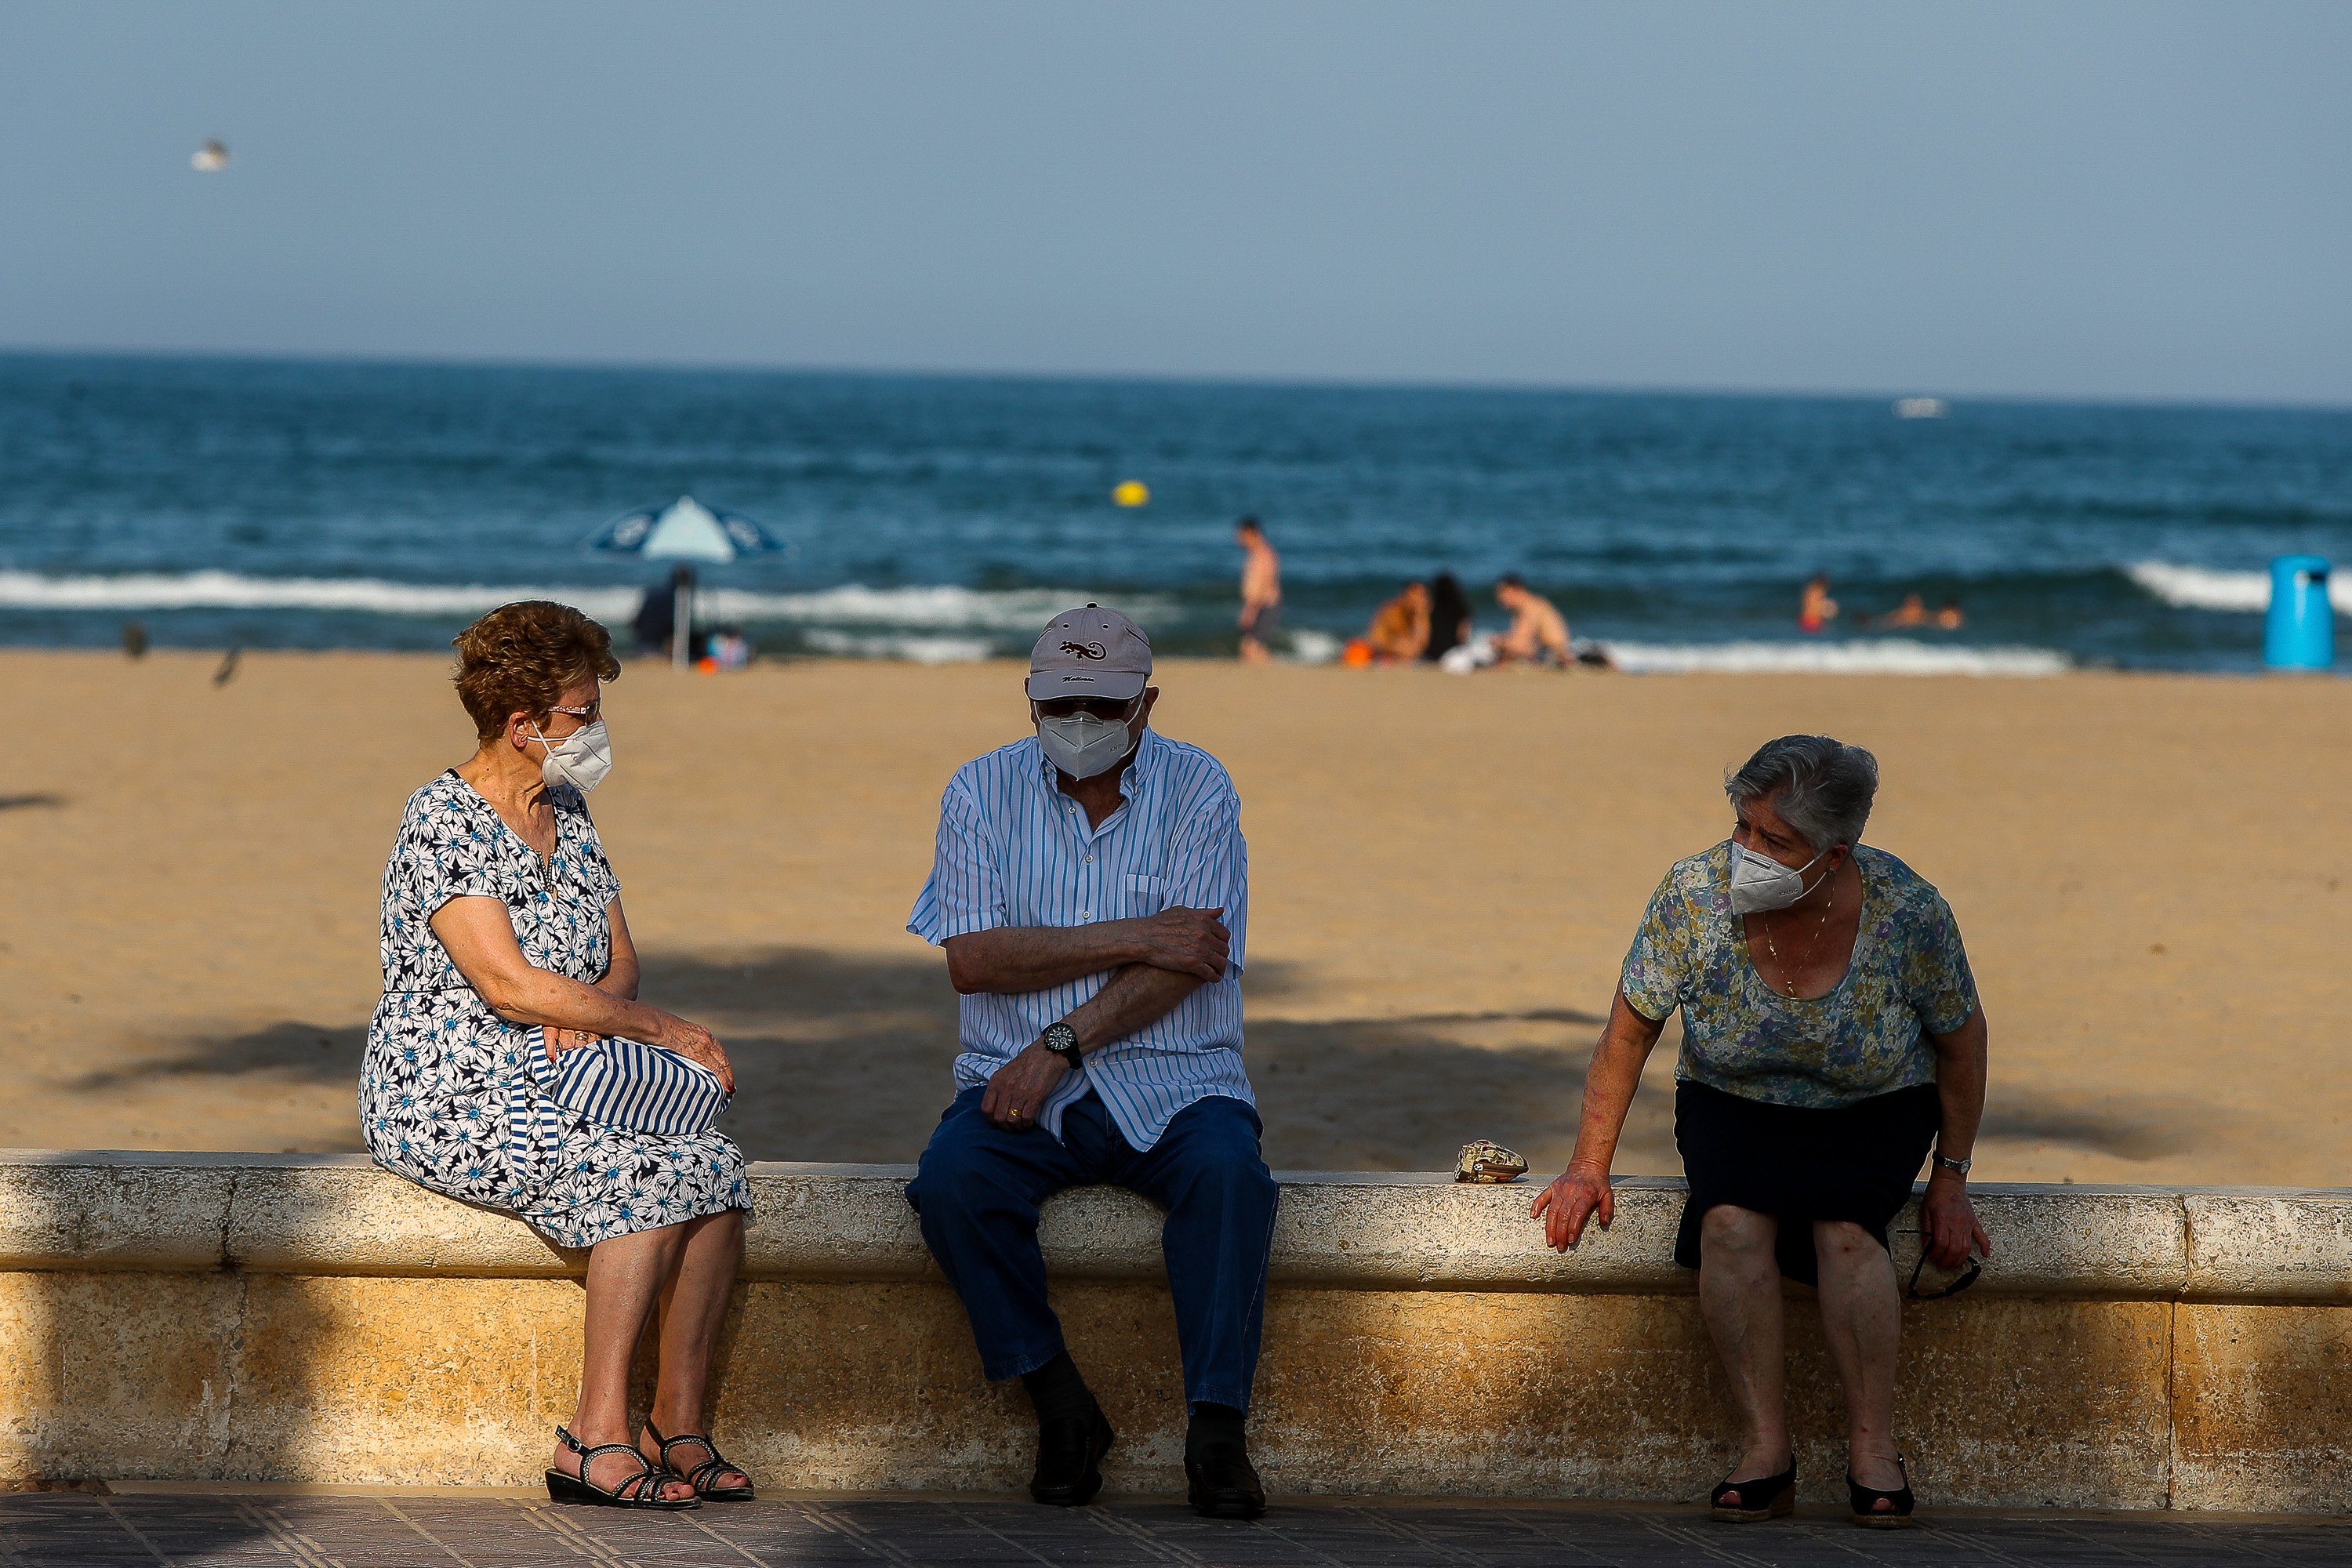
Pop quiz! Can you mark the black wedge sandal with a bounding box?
[642,1417,757,1502]
[1847,1456,1917,1529]
[1709,1457,1796,1521]
[545,1425,699,1510]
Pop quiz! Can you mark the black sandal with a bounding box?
[544,1425,699,1510]
[642,1417,756,1502]
[1709,1457,1796,1521]
[1847,1455,1916,1528]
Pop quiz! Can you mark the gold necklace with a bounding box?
[1759,895,1835,996]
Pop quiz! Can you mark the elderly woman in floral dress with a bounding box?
[1534,735,1991,1529]
[361,601,754,1510]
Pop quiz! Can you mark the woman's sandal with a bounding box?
[1708,1457,1796,1521]
[1847,1455,1917,1529]
[544,1425,699,1510]
[642,1417,757,1502]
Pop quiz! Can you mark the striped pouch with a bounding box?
[539,1034,731,1138]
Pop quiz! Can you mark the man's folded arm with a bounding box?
[1063,961,1205,1053]
[942,924,1144,995]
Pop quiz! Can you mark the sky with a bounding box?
[2,2,2349,404]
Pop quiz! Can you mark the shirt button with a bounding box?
[1083,855,1094,863]
[1080,910,1092,920]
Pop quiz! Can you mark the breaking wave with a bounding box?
[0,572,1162,630]
[2125,561,2352,614]
[1601,639,2070,676]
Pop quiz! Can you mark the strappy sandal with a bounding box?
[544,1425,699,1510]
[642,1417,756,1502]
[1709,1457,1796,1521]
[1848,1455,1917,1528]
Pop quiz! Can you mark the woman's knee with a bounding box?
[1701,1203,1777,1253]
[1811,1219,1882,1265]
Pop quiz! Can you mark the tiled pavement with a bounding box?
[1,1492,2346,1567]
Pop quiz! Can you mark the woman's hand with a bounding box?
[543,1026,606,1060]
[1922,1171,1992,1270]
[652,1015,736,1095]
[1531,1163,1615,1252]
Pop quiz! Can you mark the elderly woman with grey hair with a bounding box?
[1533,735,1990,1529]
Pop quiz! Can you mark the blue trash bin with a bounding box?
[2265,555,2335,670]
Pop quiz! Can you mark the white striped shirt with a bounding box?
[906,727,1252,1151]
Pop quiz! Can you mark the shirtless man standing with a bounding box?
[1493,575,1573,666]
[1234,517,1282,664]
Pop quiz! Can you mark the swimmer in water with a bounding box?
[1798,573,1839,634]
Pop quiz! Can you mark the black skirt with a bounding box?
[1673,1078,1940,1287]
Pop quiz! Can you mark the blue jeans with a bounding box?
[906,1087,1279,1411]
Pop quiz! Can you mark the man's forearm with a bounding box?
[1063,963,1204,1053]
[944,924,1142,994]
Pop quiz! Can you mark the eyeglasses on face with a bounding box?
[1036,695,1138,720]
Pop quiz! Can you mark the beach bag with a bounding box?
[544,1034,731,1137]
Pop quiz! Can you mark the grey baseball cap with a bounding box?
[1027,604,1152,701]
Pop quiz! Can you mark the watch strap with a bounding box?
[1933,1152,1972,1178]
[1041,1021,1083,1069]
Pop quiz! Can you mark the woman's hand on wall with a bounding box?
[1532,1164,1614,1252]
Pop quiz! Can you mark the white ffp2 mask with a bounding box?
[531,719,612,795]
[1726,839,1827,915]
[1036,707,1136,779]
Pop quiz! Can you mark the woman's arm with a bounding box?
[598,898,641,1000]
[1531,987,1667,1250]
[428,895,732,1092]
[1922,1004,1993,1269]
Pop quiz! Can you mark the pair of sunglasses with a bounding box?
[1900,1233,1984,1301]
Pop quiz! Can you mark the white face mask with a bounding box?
[1036,702,1138,779]
[530,719,612,795]
[1727,838,1828,915]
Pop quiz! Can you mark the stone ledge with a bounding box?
[0,1149,2332,1301]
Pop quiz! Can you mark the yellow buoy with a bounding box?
[1111,479,1150,508]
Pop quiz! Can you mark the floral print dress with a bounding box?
[359,771,750,1247]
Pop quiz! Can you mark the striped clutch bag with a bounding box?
[544,1035,731,1138]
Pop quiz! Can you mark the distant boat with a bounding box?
[1893,397,1948,419]
[191,139,230,172]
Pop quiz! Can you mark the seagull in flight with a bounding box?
[191,138,230,172]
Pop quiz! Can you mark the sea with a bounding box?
[3,352,2348,674]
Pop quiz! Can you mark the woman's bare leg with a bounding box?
[1697,1204,1791,1481]
[554,1224,695,1500]
[1813,1220,1905,1504]
[638,1209,749,1489]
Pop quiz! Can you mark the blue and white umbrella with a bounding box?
[585,496,785,666]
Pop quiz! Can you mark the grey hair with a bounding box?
[1725,735,1879,852]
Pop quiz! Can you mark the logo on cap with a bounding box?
[1059,639,1107,661]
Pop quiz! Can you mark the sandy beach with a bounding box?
[0,648,2344,1186]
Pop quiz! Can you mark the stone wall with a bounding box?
[3,1151,2350,1509]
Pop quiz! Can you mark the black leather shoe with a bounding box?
[1184,1437,1267,1519]
[1029,1401,1115,1506]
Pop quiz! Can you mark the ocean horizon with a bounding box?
[3,350,2347,673]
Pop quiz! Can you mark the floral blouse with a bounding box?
[1620,842,1977,1109]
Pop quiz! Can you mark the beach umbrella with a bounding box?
[584,495,784,668]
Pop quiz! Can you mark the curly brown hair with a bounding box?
[452,601,621,741]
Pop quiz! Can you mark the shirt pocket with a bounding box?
[1119,872,1168,916]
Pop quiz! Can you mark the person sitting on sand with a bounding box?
[1365,580,1431,661]
[1492,575,1574,666]
[1799,573,1839,633]
[1534,735,1990,1530]
[1875,593,1930,630]
[1424,572,1474,662]
[904,604,1276,1521]
[360,601,754,1512]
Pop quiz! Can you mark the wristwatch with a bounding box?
[1040,1020,1083,1071]
[1933,1152,1972,1178]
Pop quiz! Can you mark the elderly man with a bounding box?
[905,605,1276,1519]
